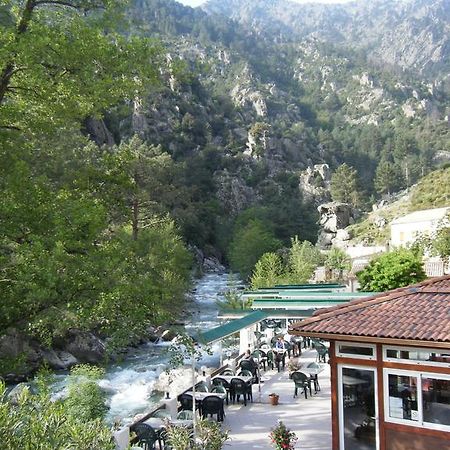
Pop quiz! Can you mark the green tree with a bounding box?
[374,160,405,195]
[250,252,283,289]
[228,219,281,278]
[285,237,323,284]
[357,248,426,292]
[324,247,351,281]
[330,163,360,206]
[0,0,161,134]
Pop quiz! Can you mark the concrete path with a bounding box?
[222,349,332,449]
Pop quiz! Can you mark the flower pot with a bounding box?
[269,394,279,406]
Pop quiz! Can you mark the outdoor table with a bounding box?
[186,391,227,401]
[212,375,253,384]
[300,364,325,377]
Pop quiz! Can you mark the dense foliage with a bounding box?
[0,369,114,450]
[249,237,323,289]
[0,0,192,357]
[357,248,426,292]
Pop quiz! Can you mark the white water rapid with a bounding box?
[53,273,238,425]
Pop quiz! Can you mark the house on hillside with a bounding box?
[390,206,449,248]
[290,275,450,450]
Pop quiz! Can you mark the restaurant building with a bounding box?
[290,275,450,450]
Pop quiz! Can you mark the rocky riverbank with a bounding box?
[0,325,178,383]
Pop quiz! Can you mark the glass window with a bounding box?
[384,346,450,367]
[422,377,450,426]
[387,374,418,421]
[341,367,376,450]
[384,369,450,432]
[336,342,376,360]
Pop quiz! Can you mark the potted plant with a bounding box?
[268,393,279,406]
[269,420,298,450]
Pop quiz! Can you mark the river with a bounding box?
[52,273,237,424]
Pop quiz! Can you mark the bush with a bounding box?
[65,365,108,422]
[357,248,426,292]
[0,376,114,450]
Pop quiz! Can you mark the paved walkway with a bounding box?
[222,349,332,449]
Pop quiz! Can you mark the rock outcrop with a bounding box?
[61,330,106,365]
[317,201,356,248]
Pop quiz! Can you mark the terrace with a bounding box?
[223,348,332,450]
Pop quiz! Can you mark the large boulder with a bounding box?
[42,349,78,370]
[202,256,226,274]
[0,329,43,381]
[61,330,106,365]
[318,202,355,233]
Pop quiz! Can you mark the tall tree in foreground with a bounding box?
[0,0,161,135]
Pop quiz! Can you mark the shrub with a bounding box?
[357,248,426,292]
[269,420,298,450]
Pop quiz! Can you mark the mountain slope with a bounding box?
[203,0,450,80]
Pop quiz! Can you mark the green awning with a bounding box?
[218,309,317,319]
[252,299,354,309]
[274,283,345,289]
[197,310,269,344]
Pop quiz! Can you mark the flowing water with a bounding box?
[52,273,238,424]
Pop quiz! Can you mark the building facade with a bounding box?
[390,206,449,248]
[290,276,450,450]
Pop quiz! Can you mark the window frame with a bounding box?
[335,341,377,360]
[383,367,450,432]
[383,345,450,368]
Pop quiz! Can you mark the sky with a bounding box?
[177,0,355,7]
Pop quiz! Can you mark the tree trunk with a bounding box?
[0,0,35,105]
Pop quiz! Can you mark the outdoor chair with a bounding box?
[201,395,225,422]
[177,409,194,420]
[195,381,209,392]
[239,359,256,375]
[316,344,328,363]
[212,377,230,389]
[230,377,248,406]
[179,393,199,415]
[133,423,161,450]
[252,349,267,371]
[238,369,252,377]
[266,350,275,370]
[291,371,311,399]
[222,368,234,376]
[211,384,229,405]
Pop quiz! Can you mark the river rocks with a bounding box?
[0,329,43,381]
[202,256,226,274]
[7,382,34,405]
[62,330,106,365]
[159,329,178,342]
[42,349,79,370]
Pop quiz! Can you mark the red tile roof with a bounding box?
[289,276,450,344]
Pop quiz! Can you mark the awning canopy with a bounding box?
[197,310,269,344]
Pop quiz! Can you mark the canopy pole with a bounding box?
[192,354,196,442]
